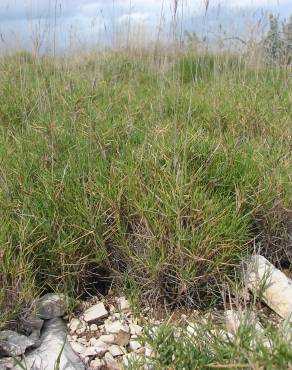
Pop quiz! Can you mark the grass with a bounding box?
[134,314,292,369]
[0,50,291,329]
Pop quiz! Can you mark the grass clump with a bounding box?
[0,51,291,326]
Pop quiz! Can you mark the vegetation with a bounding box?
[0,50,291,330]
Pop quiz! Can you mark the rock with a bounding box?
[114,330,130,346]
[89,338,106,347]
[90,358,104,370]
[129,323,143,336]
[76,326,87,335]
[90,324,98,331]
[17,318,84,370]
[0,330,35,356]
[69,318,82,333]
[77,337,88,345]
[98,334,116,344]
[104,352,121,369]
[224,310,263,335]
[83,303,108,323]
[245,255,292,320]
[36,293,66,319]
[117,297,130,312]
[71,341,86,354]
[129,339,142,352]
[82,345,108,358]
[104,321,129,334]
[108,344,125,357]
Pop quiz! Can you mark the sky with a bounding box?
[0,0,291,53]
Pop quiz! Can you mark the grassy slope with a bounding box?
[0,52,291,326]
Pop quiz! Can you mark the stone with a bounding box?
[90,324,98,331]
[0,330,35,356]
[90,358,104,370]
[117,297,130,312]
[98,334,116,344]
[245,255,292,321]
[69,318,82,333]
[104,321,129,334]
[76,326,86,335]
[129,323,143,336]
[129,339,142,352]
[16,318,84,370]
[114,330,130,346]
[71,341,86,354]
[108,344,125,357]
[82,345,108,358]
[224,310,264,335]
[36,293,66,319]
[104,352,121,370]
[77,337,88,345]
[83,303,108,323]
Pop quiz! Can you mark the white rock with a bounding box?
[77,337,88,345]
[98,334,116,344]
[109,344,126,357]
[89,338,107,347]
[245,255,292,320]
[129,339,142,352]
[104,352,121,369]
[90,358,104,370]
[71,342,86,354]
[90,324,98,331]
[82,345,108,358]
[145,347,154,358]
[69,318,82,333]
[76,326,86,335]
[83,303,108,323]
[117,297,130,312]
[105,321,129,334]
[129,323,143,336]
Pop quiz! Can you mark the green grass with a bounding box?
[134,315,292,369]
[0,51,291,327]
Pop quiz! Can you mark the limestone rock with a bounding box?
[117,297,130,312]
[104,352,121,369]
[69,318,82,333]
[21,316,44,334]
[83,303,108,323]
[81,345,108,358]
[36,293,66,319]
[104,321,129,334]
[108,344,125,357]
[245,255,292,320]
[70,341,86,354]
[98,334,116,344]
[0,330,34,357]
[114,330,130,346]
[17,318,84,370]
[90,358,104,370]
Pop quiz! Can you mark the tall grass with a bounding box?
[0,50,291,327]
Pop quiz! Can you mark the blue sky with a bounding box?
[0,0,291,53]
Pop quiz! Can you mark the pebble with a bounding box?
[69,318,82,333]
[83,302,108,323]
[108,344,126,357]
[104,321,129,334]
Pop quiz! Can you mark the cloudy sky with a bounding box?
[0,0,291,53]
